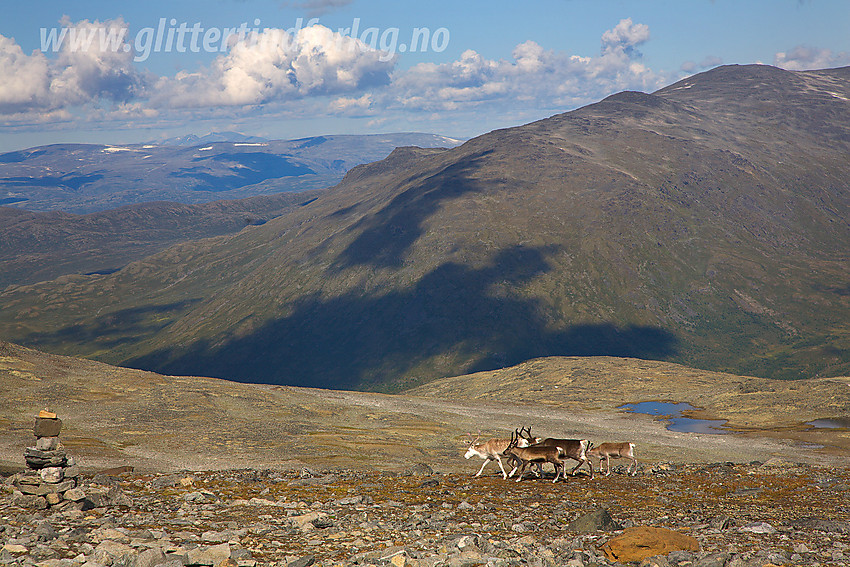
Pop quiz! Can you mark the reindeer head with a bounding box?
[463,432,481,459]
[519,425,541,445]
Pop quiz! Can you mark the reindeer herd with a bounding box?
[464,427,637,481]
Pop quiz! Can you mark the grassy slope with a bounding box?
[1,341,847,473]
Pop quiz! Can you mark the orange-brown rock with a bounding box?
[600,526,700,563]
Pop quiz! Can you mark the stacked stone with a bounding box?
[13,410,85,510]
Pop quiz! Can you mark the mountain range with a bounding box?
[0,133,462,213]
[1,64,849,389]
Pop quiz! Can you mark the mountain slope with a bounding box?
[0,133,462,213]
[0,191,321,289]
[1,64,849,388]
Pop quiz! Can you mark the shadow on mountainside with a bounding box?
[336,150,494,269]
[124,246,678,391]
[22,300,201,352]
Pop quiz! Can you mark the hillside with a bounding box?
[0,133,462,213]
[1,65,849,387]
[1,341,847,475]
[0,191,321,289]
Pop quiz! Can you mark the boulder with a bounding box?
[186,543,232,566]
[136,547,167,567]
[600,527,699,563]
[566,508,623,534]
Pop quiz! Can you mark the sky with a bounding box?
[0,0,848,152]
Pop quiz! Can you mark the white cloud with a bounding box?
[158,24,395,108]
[0,17,146,117]
[0,16,679,141]
[600,17,650,57]
[774,45,850,71]
[390,19,665,113]
[0,35,52,114]
[50,16,145,104]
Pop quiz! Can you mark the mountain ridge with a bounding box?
[1,64,849,388]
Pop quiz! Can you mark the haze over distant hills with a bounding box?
[0,133,462,213]
[2,64,849,390]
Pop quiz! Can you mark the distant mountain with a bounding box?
[2,65,849,388]
[0,191,321,289]
[0,133,463,213]
[153,131,270,146]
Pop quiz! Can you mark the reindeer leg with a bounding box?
[496,456,509,480]
[605,456,611,476]
[515,461,528,482]
[552,461,563,483]
[474,457,491,477]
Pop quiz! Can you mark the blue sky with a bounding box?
[0,0,847,152]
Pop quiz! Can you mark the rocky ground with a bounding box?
[2,459,849,567]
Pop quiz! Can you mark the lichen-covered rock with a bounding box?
[600,527,700,563]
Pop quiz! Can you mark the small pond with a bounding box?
[806,417,850,429]
[618,401,728,434]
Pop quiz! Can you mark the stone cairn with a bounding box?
[12,410,85,510]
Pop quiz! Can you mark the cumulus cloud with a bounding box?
[158,24,395,108]
[0,35,52,114]
[0,17,146,117]
[774,45,850,71]
[51,17,145,104]
[2,16,674,139]
[390,19,664,113]
[600,17,650,58]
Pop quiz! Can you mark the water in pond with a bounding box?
[807,417,850,429]
[618,401,728,434]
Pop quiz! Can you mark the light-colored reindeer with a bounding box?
[464,431,531,479]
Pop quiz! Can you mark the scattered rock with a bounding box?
[186,542,232,566]
[288,555,315,567]
[740,521,777,534]
[0,462,847,567]
[403,463,434,476]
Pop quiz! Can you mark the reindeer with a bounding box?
[519,426,594,479]
[587,442,638,476]
[501,429,567,483]
[463,432,531,479]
